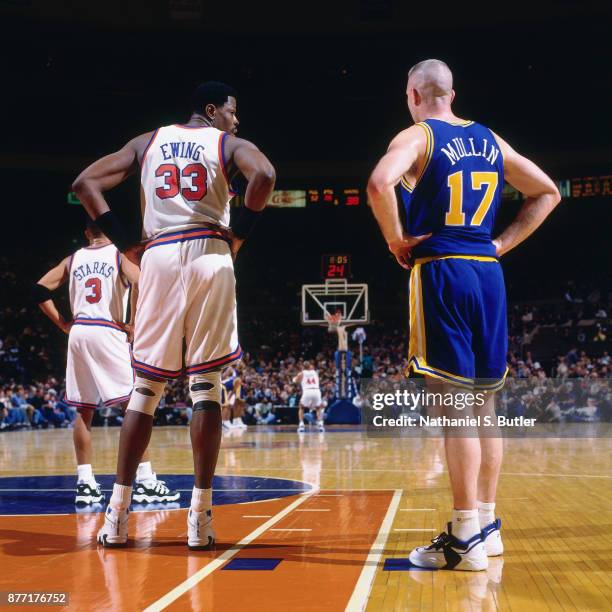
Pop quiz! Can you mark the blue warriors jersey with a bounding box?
[400,119,503,258]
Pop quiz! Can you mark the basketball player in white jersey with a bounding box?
[293,361,325,432]
[34,221,180,507]
[72,81,276,549]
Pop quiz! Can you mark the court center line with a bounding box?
[143,492,313,612]
[345,488,403,612]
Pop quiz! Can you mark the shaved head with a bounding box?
[406,59,455,122]
[408,59,453,100]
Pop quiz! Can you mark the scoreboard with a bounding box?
[321,254,351,279]
[307,188,363,206]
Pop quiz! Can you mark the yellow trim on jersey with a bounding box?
[409,357,475,387]
[414,255,498,265]
[447,119,474,127]
[414,122,434,188]
[400,176,414,192]
[473,367,509,392]
[408,264,420,362]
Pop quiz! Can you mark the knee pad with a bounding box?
[126,376,166,416]
[190,372,221,411]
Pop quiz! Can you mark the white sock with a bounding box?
[77,464,95,486]
[299,420,304,426]
[477,501,496,528]
[110,483,132,511]
[190,487,212,513]
[136,461,155,482]
[451,509,480,542]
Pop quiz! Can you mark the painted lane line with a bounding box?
[0,488,312,493]
[345,488,402,612]
[241,513,273,518]
[143,492,313,612]
[0,513,69,517]
[295,509,331,512]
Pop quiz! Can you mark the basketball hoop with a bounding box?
[325,311,343,333]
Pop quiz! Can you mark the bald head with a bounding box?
[408,59,453,99]
[406,59,454,122]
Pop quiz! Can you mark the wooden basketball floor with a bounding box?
[1,425,611,611]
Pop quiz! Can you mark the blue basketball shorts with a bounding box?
[408,256,508,391]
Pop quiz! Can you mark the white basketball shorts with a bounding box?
[131,229,242,379]
[65,321,134,409]
[300,389,322,409]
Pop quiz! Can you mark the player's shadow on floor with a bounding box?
[0,528,93,556]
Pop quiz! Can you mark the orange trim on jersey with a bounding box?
[186,346,243,374]
[144,228,230,251]
[73,318,125,333]
[131,357,183,379]
[140,128,160,166]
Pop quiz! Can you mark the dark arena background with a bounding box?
[0,1,611,610]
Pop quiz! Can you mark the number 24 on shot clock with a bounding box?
[321,254,351,279]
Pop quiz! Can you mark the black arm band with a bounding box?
[232,206,263,239]
[94,211,131,252]
[33,283,53,304]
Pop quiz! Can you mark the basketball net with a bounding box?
[326,312,348,351]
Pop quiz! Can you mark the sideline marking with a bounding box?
[345,489,402,612]
[143,492,313,612]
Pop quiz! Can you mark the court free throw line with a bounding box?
[143,492,314,612]
[345,489,402,612]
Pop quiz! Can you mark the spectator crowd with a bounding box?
[1,252,610,430]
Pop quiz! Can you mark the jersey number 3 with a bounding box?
[445,171,498,227]
[155,163,208,201]
[85,277,102,304]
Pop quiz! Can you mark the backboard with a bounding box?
[301,279,369,326]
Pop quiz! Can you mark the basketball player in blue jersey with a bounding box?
[368,59,561,571]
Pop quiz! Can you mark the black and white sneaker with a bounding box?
[75,482,105,506]
[408,522,488,571]
[132,478,180,504]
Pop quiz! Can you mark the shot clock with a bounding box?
[321,254,351,279]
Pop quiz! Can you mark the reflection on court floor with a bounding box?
[0,426,610,610]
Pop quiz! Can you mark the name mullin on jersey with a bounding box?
[441,137,501,166]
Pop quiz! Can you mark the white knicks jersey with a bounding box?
[301,369,320,392]
[68,244,129,322]
[140,124,235,239]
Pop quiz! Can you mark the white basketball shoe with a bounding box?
[481,518,504,556]
[97,506,129,548]
[187,508,215,550]
[408,522,488,571]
